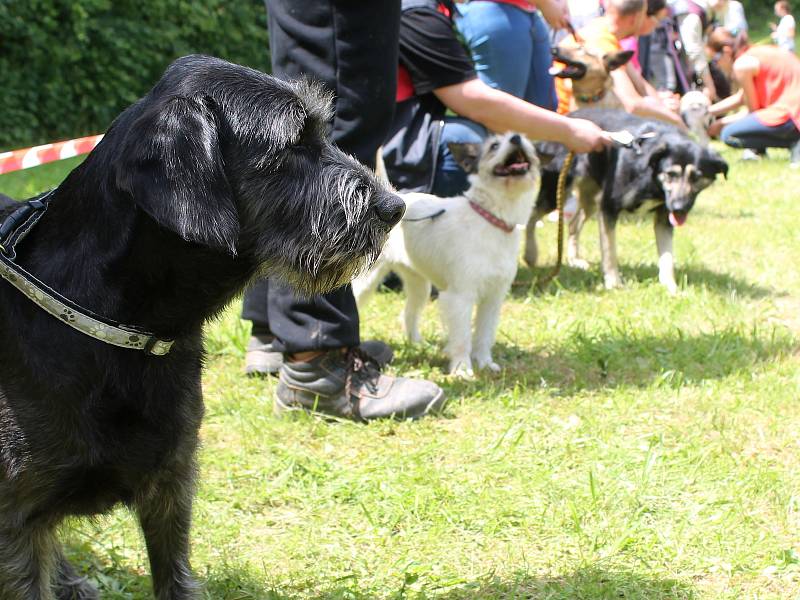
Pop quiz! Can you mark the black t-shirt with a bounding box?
[399,5,476,98]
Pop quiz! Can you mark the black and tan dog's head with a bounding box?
[104,55,403,295]
[646,137,728,226]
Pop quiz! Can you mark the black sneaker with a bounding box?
[245,334,283,377]
[246,337,394,377]
[275,348,445,421]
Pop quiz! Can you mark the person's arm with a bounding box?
[609,68,687,129]
[733,54,760,112]
[709,88,744,117]
[434,78,608,152]
[536,0,570,30]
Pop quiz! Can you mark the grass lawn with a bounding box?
[2,142,799,599]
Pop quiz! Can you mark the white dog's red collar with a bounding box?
[469,201,515,233]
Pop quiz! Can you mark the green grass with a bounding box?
[2,144,800,599]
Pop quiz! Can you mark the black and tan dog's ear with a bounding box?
[448,142,482,174]
[700,152,729,179]
[603,50,634,73]
[647,142,670,168]
[537,151,556,167]
[115,96,239,255]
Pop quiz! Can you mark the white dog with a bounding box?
[354,132,542,376]
[680,90,713,147]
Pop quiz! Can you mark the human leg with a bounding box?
[264,0,444,419]
[455,1,533,98]
[523,11,558,110]
[720,114,800,152]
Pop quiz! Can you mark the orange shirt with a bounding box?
[555,18,622,114]
[744,45,800,130]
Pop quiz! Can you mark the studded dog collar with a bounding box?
[0,192,174,356]
[469,201,515,233]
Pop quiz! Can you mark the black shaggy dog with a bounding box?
[525,108,728,294]
[0,55,403,599]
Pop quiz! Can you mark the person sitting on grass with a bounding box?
[708,31,800,166]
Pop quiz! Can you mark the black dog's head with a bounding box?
[645,135,728,226]
[104,55,403,296]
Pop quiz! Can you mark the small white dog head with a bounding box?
[448,132,544,192]
[680,91,712,147]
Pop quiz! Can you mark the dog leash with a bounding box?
[537,130,645,290]
[0,192,174,356]
[537,150,575,290]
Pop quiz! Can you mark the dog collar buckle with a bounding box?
[144,338,174,356]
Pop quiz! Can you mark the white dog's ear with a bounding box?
[448,142,482,174]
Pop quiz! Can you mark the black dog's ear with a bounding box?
[116,96,239,254]
[700,152,729,180]
[603,50,634,73]
[448,142,482,174]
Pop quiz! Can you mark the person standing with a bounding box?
[242,0,446,421]
[772,1,796,53]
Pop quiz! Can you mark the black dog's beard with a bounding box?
[268,222,388,296]
[248,163,392,296]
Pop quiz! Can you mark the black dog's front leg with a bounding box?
[136,463,201,600]
[0,516,58,600]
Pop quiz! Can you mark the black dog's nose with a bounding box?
[373,193,405,226]
[509,134,522,147]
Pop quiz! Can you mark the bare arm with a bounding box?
[434,78,608,152]
[733,54,760,112]
[709,88,744,117]
[609,69,687,129]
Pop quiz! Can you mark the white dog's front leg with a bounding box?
[397,267,431,344]
[655,214,678,294]
[438,290,475,377]
[472,291,506,372]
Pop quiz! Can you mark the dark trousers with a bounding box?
[243,0,400,354]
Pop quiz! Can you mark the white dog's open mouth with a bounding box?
[493,150,531,176]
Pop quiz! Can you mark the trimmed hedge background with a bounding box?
[0,0,269,150]
[0,0,774,151]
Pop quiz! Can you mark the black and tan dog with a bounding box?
[525,109,728,293]
[0,55,403,599]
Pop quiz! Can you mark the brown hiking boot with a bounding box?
[246,336,394,377]
[275,348,445,421]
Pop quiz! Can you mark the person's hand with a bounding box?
[538,0,570,31]
[707,118,724,138]
[563,118,611,153]
[658,90,681,113]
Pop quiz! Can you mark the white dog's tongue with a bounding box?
[669,212,687,227]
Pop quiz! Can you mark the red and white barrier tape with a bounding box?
[0,134,104,175]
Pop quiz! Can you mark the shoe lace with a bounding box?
[344,347,382,401]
